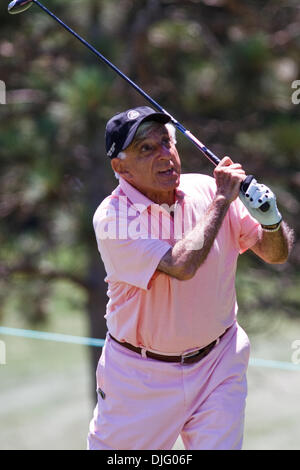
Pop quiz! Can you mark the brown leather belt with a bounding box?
[109,328,229,365]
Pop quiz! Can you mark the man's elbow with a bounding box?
[175,256,209,280]
[173,263,197,281]
[178,269,195,281]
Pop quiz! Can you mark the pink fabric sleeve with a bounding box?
[234,199,262,254]
[99,237,171,290]
[93,205,171,290]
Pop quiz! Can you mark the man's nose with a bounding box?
[158,143,171,158]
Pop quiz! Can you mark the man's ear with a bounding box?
[111,157,121,174]
[111,157,132,179]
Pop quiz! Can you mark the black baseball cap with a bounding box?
[105,106,172,159]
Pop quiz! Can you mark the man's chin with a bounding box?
[157,170,180,186]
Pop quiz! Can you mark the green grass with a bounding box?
[0,336,94,450]
[244,367,300,450]
[0,282,95,450]
[1,301,300,450]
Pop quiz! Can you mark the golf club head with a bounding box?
[8,0,33,14]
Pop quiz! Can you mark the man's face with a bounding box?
[111,123,181,205]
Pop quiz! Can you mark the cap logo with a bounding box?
[107,142,116,157]
[127,110,140,120]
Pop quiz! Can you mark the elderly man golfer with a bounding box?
[87,106,292,450]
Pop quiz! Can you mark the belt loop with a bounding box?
[140,348,147,358]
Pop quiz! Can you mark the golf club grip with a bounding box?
[240,175,270,212]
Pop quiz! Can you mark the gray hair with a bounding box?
[114,121,177,180]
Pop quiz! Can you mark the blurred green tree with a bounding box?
[1,0,299,394]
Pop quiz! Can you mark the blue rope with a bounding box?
[1,326,299,371]
[0,326,105,347]
[249,357,300,372]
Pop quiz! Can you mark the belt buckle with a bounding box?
[181,349,201,364]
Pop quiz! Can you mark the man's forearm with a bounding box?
[251,221,294,264]
[158,195,230,280]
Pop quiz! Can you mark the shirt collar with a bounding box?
[119,176,186,212]
[119,177,153,210]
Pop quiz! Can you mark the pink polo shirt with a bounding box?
[93,174,261,354]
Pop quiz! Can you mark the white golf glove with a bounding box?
[239,176,282,229]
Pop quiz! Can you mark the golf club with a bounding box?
[8,0,269,211]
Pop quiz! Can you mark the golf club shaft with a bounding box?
[9,0,270,212]
[32,0,220,166]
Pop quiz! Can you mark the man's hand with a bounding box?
[239,177,282,227]
[214,157,246,204]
